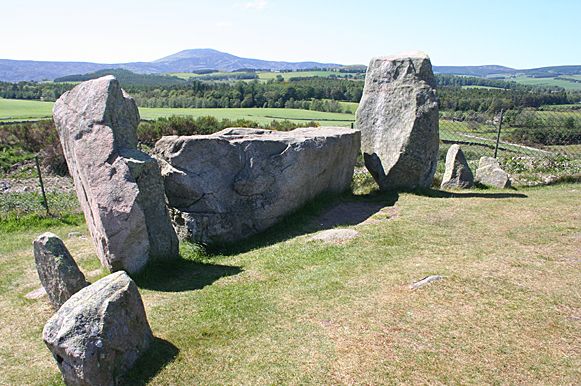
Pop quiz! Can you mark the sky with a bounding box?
[1,0,579,68]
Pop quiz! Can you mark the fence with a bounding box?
[438,108,581,185]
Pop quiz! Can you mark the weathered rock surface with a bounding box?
[441,144,474,189]
[33,232,88,309]
[475,156,512,188]
[155,127,360,244]
[43,271,152,386]
[356,51,439,190]
[53,76,178,274]
[309,228,359,244]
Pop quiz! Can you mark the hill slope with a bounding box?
[0,49,341,82]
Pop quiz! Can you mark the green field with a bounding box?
[168,72,251,80]
[140,107,355,126]
[0,98,54,122]
[168,71,361,82]
[506,76,581,91]
[0,98,356,126]
[1,182,580,384]
[461,85,507,90]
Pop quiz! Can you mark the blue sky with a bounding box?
[1,0,579,68]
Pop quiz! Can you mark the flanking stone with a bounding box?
[33,232,88,309]
[43,271,152,386]
[356,51,439,190]
[441,144,474,189]
[154,127,360,244]
[53,76,178,274]
[475,156,512,188]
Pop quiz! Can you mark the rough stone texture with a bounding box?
[43,271,152,386]
[441,144,474,189]
[53,76,178,274]
[155,127,360,244]
[475,156,512,188]
[356,51,439,190]
[33,232,88,309]
[309,229,359,244]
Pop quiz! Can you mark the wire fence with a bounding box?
[438,108,581,185]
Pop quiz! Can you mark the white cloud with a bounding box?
[243,0,268,10]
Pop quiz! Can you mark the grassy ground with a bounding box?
[0,179,579,384]
[0,99,355,126]
[139,107,355,127]
[505,76,581,91]
[0,98,54,122]
[166,71,362,82]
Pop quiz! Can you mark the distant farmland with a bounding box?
[0,98,355,127]
[506,76,581,91]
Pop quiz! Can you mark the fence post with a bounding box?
[350,122,354,129]
[493,109,504,158]
[35,155,50,216]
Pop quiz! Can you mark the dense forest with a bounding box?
[1,73,580,114]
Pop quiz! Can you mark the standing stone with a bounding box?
[155,127,360,244]
[441,144,474,189]
[53,76,178,274]
[33,232,88,309]
[475,156,512,188]
[356,51,439,190]
[43,271,152,386]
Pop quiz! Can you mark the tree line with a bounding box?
[1,75,580,113]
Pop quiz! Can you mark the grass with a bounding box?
[139,107,355,126]
[0,98,356,127]
[0,98,54,122]
[257,71,361,81]
[0,179,580,384]
[461,85,507,90]
[506,76,581,91]
[166,71,362,82]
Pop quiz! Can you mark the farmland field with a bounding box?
[0,98,54,122]
[166,71,362,82]
[506,76,581,91]
[0,98,356,126]
[257,71,361,81]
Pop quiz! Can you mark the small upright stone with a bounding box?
[33,232,88,309]
[441,144,474,189]
[53,76,179,273]
[356,51,439,190]
[475,156,512,188]
[43,272,153,386]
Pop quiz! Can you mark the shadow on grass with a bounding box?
[410,187,528,199]
[209,190,399,256]
[134,256,242,292]
[121,337,179,385]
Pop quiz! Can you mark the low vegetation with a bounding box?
[0,177,579,384]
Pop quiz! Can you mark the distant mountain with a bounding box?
[1,49,580,82]
[0,49,342,82]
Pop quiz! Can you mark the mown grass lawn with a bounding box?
[0,180,579,384]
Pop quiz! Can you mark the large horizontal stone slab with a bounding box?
[53,76,178,274]
[154,127,360,244]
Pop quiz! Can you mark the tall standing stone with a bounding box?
[43,272,152,386]
[33,232,88,309]
[441,144,474,189]
[356,52,439,190]
[53,76,178,274]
